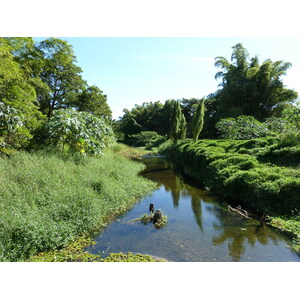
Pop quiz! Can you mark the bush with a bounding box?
[0,102,32,150]
[216,115,269,140]
[162,139,300,215]
[42,109,114,155]
[128,131,166,149]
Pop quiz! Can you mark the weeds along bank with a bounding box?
[0,148,156,262]
[159,138,300,241]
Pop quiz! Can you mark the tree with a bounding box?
[192,99,205,141]
[214,43,298,122]
[180,98,202,137]
[71,85,112,120]
[36,38,86,118]
[120,101,166,134]
[119,117,143,139]
[0,38,44,142]
[169,100,187,143]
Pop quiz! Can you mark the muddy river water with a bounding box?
[87,156,300,262]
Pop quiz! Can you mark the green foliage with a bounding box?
[119,117,143,138]
[120,101,166,135]
[31,237,166,261]
[0,149,156,261]
[192,99,205,141]
[0,38,45,137]
[160,139,300,216]
[129,131,166,149]
[216,115,269,139]
[36,38,86,118]
[264,117,287,133]
[43,109,114,155]
[118,98,202,140]
[71,85,112,120]
[169,100,187,143]
[30,236,101,262]
[282,101,300,130]
[99,252,165,262]
[214,43,298,122]
[0,102,31,150]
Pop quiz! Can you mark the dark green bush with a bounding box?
[216,115,269,140]
[163,139,300,215]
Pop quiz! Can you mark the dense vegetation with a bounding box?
[0,146,156,261]
[0,38,156,262]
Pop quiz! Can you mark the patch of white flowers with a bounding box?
[0,102,24,148]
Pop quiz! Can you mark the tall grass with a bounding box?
[0,148,156,261]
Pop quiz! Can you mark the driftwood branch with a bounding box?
[228,205,252,219]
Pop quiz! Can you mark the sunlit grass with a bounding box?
[0,148,156,261]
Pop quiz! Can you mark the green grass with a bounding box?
[0,147,156,261]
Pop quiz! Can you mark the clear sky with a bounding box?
[34,37,300,119]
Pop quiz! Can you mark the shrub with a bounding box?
[216,115,269,140]
[129,131,165,149]
[42,109,114,155]
[162,139,300,215]
[0,102,31,150]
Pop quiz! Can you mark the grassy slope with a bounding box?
[0,145,156,261]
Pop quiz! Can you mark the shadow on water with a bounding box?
[87,156,300,262]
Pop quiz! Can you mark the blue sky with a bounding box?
[34,37,300,119]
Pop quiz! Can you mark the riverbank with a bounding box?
[158,139,300,252]
[0,145,156,262]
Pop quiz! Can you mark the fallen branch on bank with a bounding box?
[228,205,252,219]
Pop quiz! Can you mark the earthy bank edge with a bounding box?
[28,144,164,262]
[158,139,300,253]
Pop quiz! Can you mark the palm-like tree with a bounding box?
[213,43,297,121]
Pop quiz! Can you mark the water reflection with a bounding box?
[89,156,299,261]
[207,205,282,261]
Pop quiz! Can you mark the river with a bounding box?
[86,156,300,262]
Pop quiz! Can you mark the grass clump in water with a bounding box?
[137,212,168,229]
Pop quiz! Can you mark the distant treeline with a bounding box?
[114,43,298,143]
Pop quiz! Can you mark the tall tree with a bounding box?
[180,98,201,137]
[169,100,187,143]
[214,43,298,121]
[0,38,44,136]
[192,98,205,141]
[71,85,112,120]
[36,38,86,118]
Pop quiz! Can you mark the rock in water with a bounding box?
[149,203,154,214]
[153,210,162,224]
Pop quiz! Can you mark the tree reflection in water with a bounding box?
[141,156,286,262]
[207,206,281,261]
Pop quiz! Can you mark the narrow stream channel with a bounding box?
[87,156,300,262]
